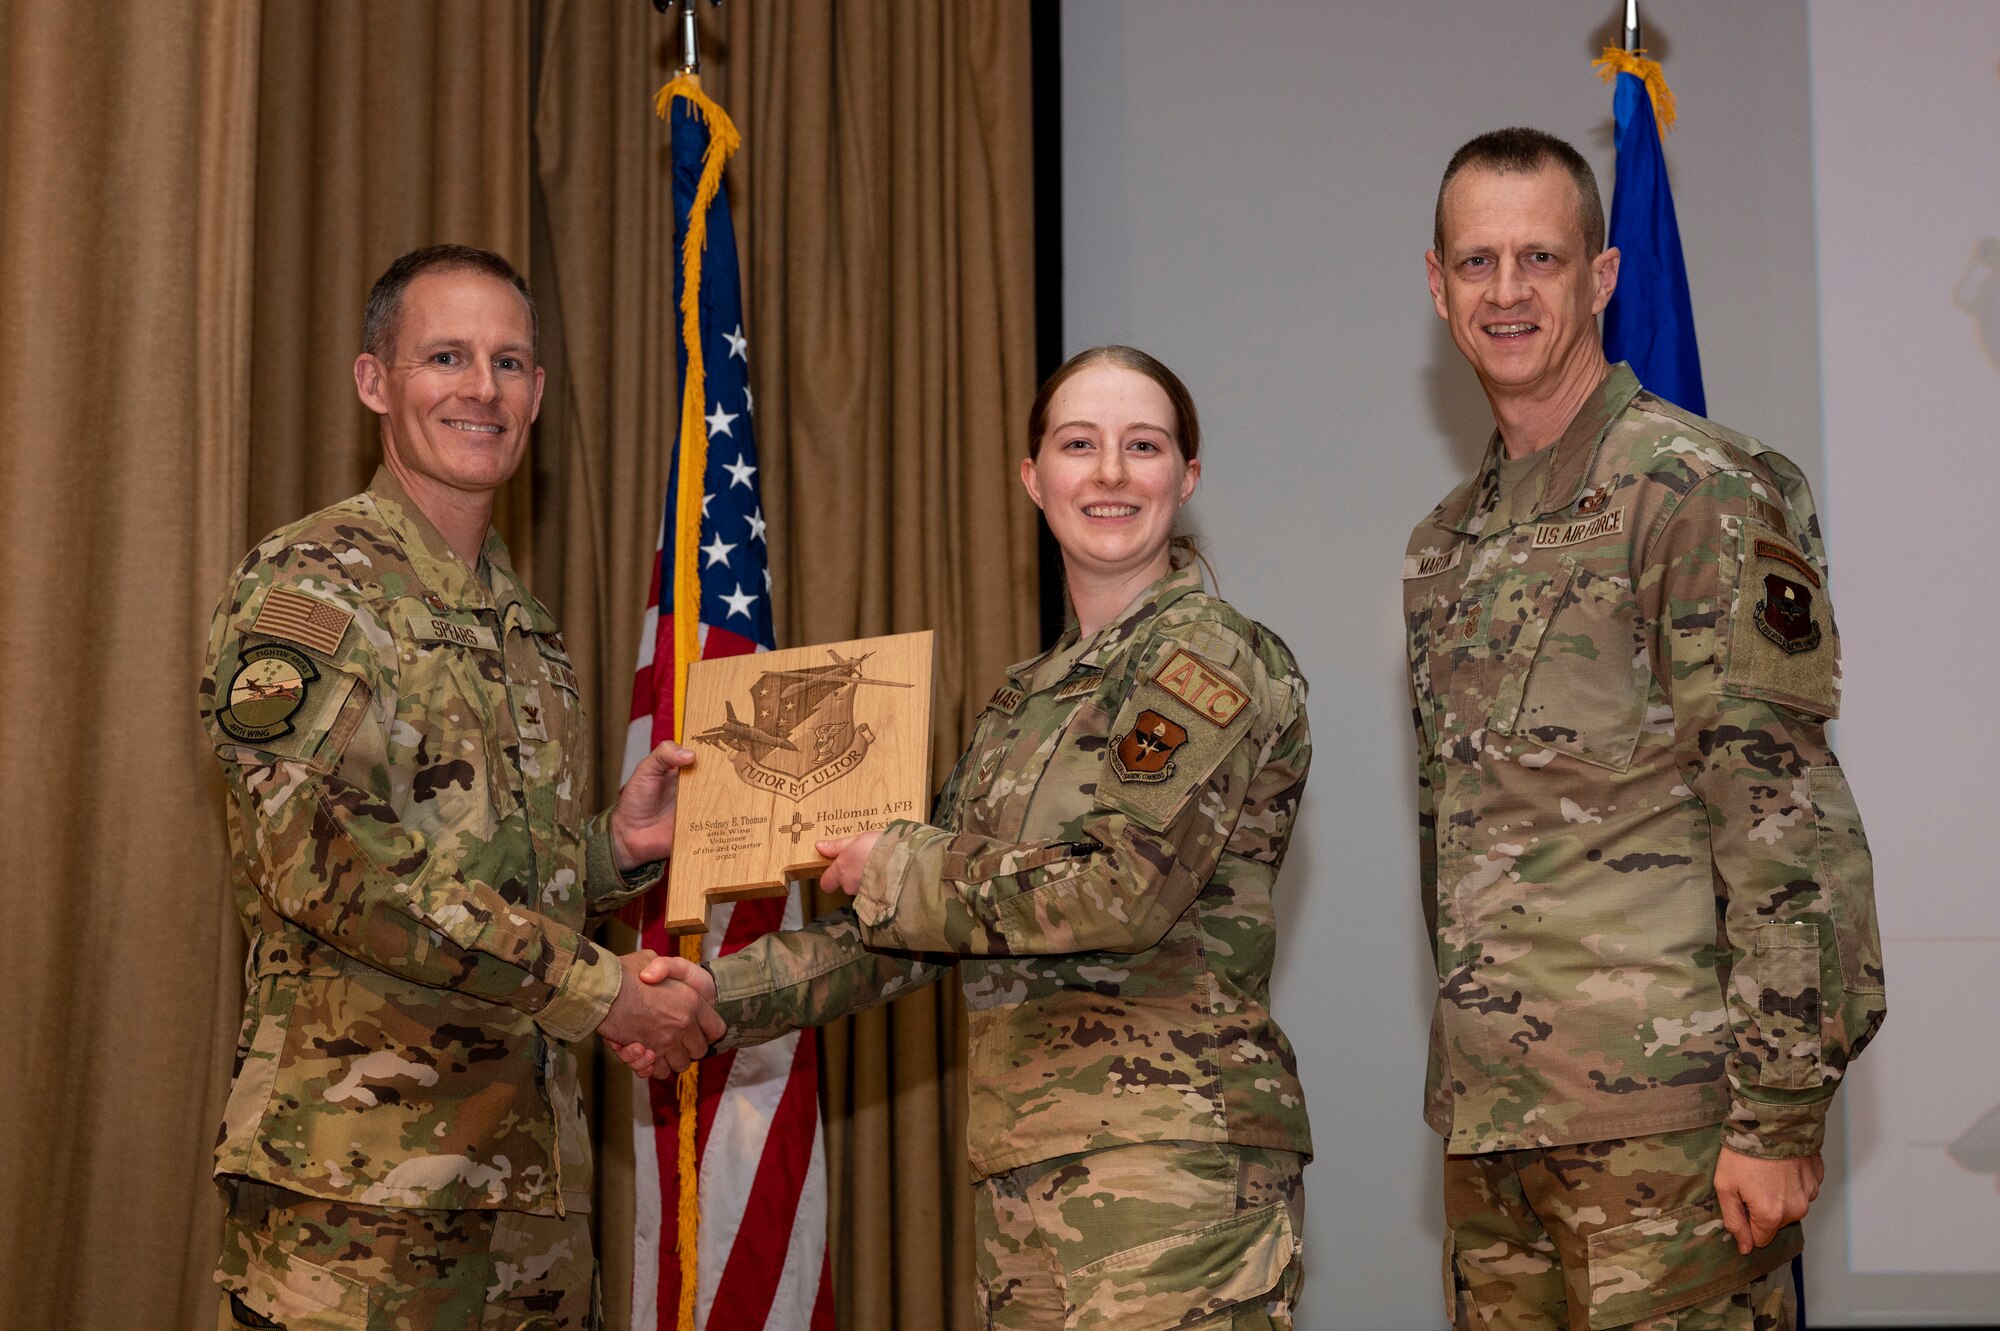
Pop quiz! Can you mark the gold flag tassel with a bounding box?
[654,69,743,1331]
[1593,46,1678,136]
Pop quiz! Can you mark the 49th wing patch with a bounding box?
[218,643,318,742]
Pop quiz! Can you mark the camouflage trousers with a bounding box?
[1444,1124,1800,1331]
[974,1142,1304,1331]
[216,1179,598,1331]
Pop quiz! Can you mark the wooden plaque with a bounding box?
[664,631,935,934]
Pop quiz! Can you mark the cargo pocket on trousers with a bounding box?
[1062,1201,1295,1331]
[1582,1200,1754,1330]
[220,1215,370,1330]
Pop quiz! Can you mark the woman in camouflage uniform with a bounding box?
[646,347,1316,1328]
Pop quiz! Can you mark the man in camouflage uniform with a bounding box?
[1406,129,1885,1331]
[653,558,1313,1327]
[199,245,720,1330]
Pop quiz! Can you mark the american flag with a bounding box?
[624,78,833,1331]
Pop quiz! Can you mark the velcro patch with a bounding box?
[987,685,1025,716]
[1053,669,1104,702]
[412,615,499,651]
[1723,526,1838,717]
[1750,498,1789,534]
[543,659,581,696]
[253,587,352,656]
[1152,649,1248,726]
[217,641,362,759]
[1402,546,1463,580]
[1532,508,1625,549]
[1111,709,1188,783]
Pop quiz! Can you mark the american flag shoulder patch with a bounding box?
[253,586,353,656]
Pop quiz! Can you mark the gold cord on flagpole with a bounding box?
[1593,47,1679,136]
[656,69,743,1331]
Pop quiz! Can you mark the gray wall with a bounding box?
[1803,1,2000,1320]
[1060,3,1822,1326]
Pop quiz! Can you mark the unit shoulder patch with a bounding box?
[1752,540,1823,655]
[252,586,353,656]
[1722,524,1839,717]
[1152,648,1248,726]
[218,643,318,742]
[1111,709,1189,783]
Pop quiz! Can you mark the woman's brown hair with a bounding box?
[1026,345,1201,461]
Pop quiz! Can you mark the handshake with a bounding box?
[596,950,725,1079]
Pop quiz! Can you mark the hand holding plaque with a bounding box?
[665,631,934,933]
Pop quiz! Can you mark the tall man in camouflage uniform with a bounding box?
[200,245,721,1329]
[1406,130,1885,1330]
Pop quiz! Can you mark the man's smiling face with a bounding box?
[355,268,544,502]
[1427,164,1618,402]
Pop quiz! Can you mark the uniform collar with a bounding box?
[1002,562,1207,686]
[365,467,544,627]
[1432,363,1640,536]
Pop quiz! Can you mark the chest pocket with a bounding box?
[951,691,1106,844]
[1417,558,1572,754]
[1501,559,1649,771]
[386,600,510,840]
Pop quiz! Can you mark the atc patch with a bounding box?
[1724,524,1839,717]
[1152,649,1248,725]
[1112,710,1188,783]
[219,643,318,742]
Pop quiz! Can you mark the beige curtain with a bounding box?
[2,1,1035,1326]
[246,1,534,558]
[1,3,260,1327]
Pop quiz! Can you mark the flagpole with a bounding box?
[1622,0,1640,53]
[653,0,722,78]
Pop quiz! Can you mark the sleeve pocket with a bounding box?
[1810,766,1884,996]
[1739,922,1824,1091]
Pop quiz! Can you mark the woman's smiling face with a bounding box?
[1021,362,1199,589]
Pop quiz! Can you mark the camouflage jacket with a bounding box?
[709,565,1315,1177]
[198,468,659,1216]
[1403,365,1885,1158]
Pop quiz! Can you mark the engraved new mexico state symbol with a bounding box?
[693,648,914,802]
